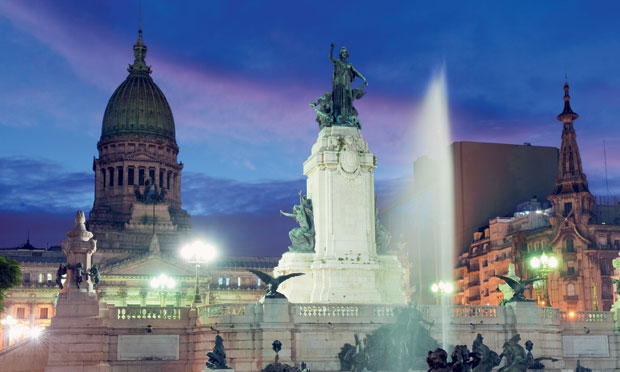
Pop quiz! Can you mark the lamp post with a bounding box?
[431,281,454,305]
[181,241,217,306]
[1,315,16,348]
[529,252,558,307]
[150,274,176,307]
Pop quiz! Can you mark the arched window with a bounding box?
[101,169,106,188]
[37,273,44,283]
[567,283,575,296]
[565,238,574,253]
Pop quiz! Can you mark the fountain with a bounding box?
[411,66,455,349]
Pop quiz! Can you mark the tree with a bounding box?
[0,257,21,312]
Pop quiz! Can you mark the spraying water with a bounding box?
[412,66,454,350]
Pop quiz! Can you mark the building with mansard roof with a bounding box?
[455,83,620,311]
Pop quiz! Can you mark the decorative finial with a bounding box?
[558,79,578,122]
[128,2,151,75]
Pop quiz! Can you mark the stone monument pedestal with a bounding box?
[303,126,405,304]
[273,252,314,302]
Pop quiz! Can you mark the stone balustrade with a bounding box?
[114,306,188,320]
[198,303,254,324]
[560,310,611,322]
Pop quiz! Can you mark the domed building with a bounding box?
[88,29,191,265]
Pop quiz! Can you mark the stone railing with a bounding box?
[198,303,255,324]
[450,305,498,318]
[295,305,360,317]
[560,311,610,322]
[114,306,188,321]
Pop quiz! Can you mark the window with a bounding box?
[128,167,135,186]
[567,284,575,297]
[257,278,261,287]
[101,169,106,188]
[46,273,53,282]
[138,168,145,186]
[237,277,241,287]
[117,167,123,186]
[37,273,44,283]
[565,238,574,253]
[40,308,48,319]
[159,170,164,188]
[218,277,223,286]
[167,172,171,189]
[563,202,572,216]
[16,308,25,319]
[149,169,155,183]
[22,273,30,282]
[225,277,230,286]
[108,167,114,186]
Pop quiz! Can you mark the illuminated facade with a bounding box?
[456,83,620,311]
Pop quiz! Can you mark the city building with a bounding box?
[455,83,620,311]
[382,142,558,304]
[0,29,276,349]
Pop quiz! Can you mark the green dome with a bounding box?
[100,32,176,144]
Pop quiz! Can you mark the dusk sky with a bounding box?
[1,1,619,256]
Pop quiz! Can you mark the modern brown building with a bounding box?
[456,83,620,311]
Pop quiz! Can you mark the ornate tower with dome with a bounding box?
[88,28,191,264]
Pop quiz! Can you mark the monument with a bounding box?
[274,43,406,304]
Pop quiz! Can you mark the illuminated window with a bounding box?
[46,273,52,282]
[257,278,261,287]
[218,277,223,286]
[237,277,241,287]
[225,277,230,286]
[37,273,44,283]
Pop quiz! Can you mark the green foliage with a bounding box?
[0,257,21,312]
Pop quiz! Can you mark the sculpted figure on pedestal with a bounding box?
[280,191,315,253]
[310,42,367,129]
[246,269,304,299]
[206,334,231,369]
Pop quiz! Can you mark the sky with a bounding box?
[1,1,620,255]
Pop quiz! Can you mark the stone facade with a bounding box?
[87,30,190,263]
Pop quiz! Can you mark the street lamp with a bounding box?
[431,281,454,304]
[1,315,16,347]
[181,241,217,306]
[529,252,558,307]
[150,274,176,307]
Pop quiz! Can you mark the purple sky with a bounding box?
[1,1,620,255]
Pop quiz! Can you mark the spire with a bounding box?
[557,80,578,123]
[128,14,151,75]
[551,81,589,195]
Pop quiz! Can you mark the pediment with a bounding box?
[102,253,194,277]
[126,152,160,162]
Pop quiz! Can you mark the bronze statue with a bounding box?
[312,42,368,128]
[261,340,302,372]
[525,340,557,369]
[280,191,315,253]
[206,335,231,369]
[88,265,101,288]
[471,334,500,372]
[134,178,166,204]
[246,269,304,299]
[71,263,85,289]
[493,275,542,304]
[375,206,391,254]
[427,348,450,372]
[310,91,334,129]
[55,264,67,289]
[575,360,592,372]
